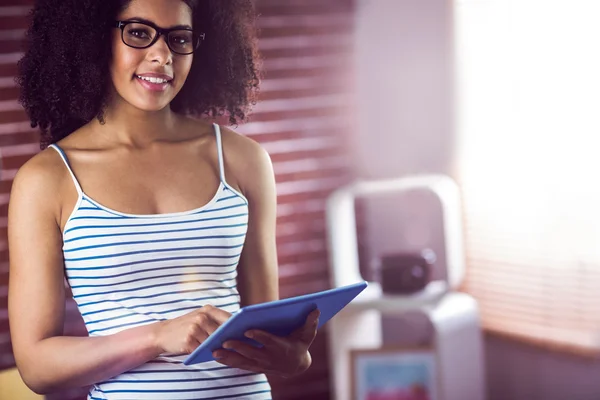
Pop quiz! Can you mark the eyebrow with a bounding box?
[127,17,192,30]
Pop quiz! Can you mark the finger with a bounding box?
[307,308,321,324]
[305,309,320,329]
[294,325,318,346]
[181,331,202,355]
[291,310,320,343]
[214,352,286,379]
[245,329,283,347]
[300,322,319,344]
[178,321,206,351]
[222,340,270,364]
[216,358,266,374]
[194,313,220,339]
[201,304,232,326]
[296,309,319,332]
[213,349,261,371]
[214,350,287,378]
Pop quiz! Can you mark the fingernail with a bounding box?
[223,342,232,349]
[245,331,254,338]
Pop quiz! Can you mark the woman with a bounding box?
[8,0,318,398]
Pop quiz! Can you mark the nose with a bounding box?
[147,34,173,66]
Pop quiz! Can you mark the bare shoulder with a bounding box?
[13,147,66,193]
[178,117,274,197]
[218,125,274,195]
[10,146,69,221]
[219,125,272,170]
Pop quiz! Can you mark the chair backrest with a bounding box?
[0,367,43,400]
[326,175,466,290]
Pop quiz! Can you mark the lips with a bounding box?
[135,75,172,92]
[136,73,173,83]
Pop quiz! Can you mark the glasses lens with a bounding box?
[168,30,197,54]
[123,22,156,48]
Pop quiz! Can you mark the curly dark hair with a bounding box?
[16,0,261,149]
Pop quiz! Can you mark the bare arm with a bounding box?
[8,154,228,394]
[8,155,162,393]
[222,129,279,306]
[213,130,316,377]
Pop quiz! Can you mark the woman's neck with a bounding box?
[90,97,181,149]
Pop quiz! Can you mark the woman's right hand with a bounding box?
[152,305,232,356]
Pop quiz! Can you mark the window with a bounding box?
[454,0,600,352]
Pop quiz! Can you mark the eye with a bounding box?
[170,35,191,45]
[168,31,195,52]
[128,29,151,39]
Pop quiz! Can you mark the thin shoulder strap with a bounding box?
[48,144,83,196]
[213,123,226,183]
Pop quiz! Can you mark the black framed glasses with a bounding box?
[114,20,205,55]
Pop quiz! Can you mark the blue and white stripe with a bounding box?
[49,123,272,399]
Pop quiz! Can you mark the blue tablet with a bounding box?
[183,281,368,365]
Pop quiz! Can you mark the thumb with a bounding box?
[298,309,320,343]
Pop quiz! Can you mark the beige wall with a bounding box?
[354,1,600,400]
[0,368,43,400]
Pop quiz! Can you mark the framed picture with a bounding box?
[350,347,439,400]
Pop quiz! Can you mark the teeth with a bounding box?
[137,75,169,84]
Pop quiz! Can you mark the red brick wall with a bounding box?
[0,1,356,399]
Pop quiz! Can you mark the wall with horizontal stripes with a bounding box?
[0,0,356,399]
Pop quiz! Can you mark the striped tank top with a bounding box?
[49,124,272,400]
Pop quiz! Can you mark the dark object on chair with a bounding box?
[374,249,436,294]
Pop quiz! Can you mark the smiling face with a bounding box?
[109,0,194,112]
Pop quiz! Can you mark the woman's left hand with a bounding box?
[212,309,320,378]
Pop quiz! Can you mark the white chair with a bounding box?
[325,174,487,400]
